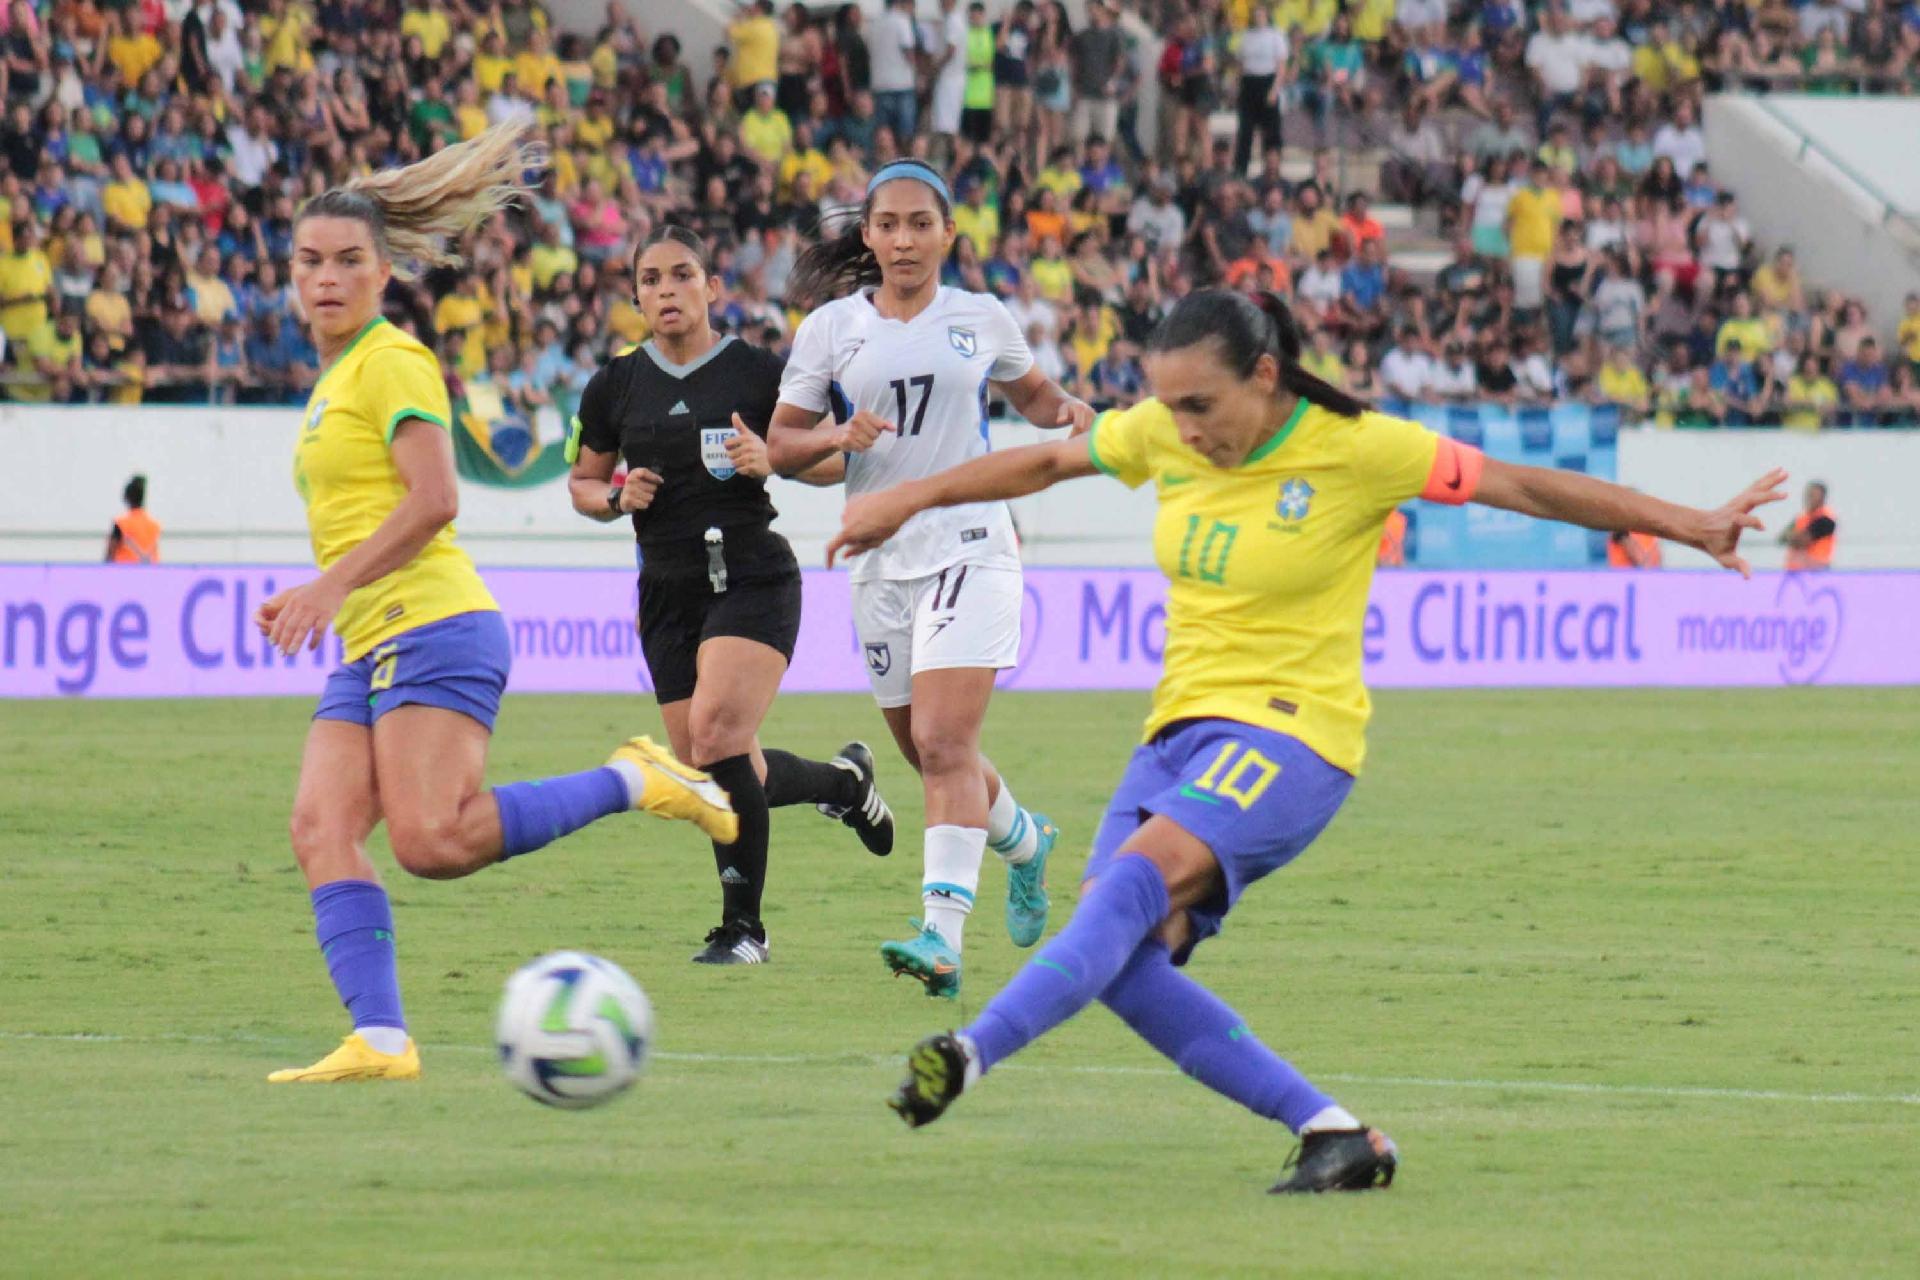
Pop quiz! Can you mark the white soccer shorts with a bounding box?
[852,564,1023,708]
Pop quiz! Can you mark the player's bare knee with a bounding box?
[388,820,469,880]
[910,727,976,781]
[288,804,346,870]
[688,705,754,767]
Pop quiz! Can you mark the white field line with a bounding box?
[3,1029,1915,1108]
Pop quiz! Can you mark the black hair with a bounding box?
[633,222,713,278]
[123,474,146,508]
[786,160,951,307]
[1148,289,1370,420]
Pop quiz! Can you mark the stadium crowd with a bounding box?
[0,0,1916,428]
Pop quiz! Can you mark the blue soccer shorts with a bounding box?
[314,610,511,731]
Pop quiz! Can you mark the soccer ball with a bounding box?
[496,951,653,1109]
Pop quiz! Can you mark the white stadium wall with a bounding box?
[2,408,1916,569]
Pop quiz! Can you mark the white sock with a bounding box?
[955,1032,984,1089]
[922,824,985,952]
[1300,1104,1361,1134]
[985,783,1039,866]
[606,758,646,808]
[357,1025,410,1055]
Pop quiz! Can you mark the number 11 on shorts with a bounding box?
[1190,741,1282,810]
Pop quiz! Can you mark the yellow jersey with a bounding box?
[0,248,52,341]
[292,318,496,660]
[1087,397,1466,774]
[1898,313,1920,363]
[1505,186,1560,259]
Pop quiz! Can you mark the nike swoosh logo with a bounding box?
[1162,474,1194,486]
[1444,452,1463,491]
[1177,784,1222,806]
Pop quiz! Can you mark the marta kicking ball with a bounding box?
[496,951,653,1109]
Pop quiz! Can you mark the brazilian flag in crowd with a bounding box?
[450,382,577,488]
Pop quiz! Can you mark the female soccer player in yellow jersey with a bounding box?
[833,289,1787,1192]
[258,124,738,1085]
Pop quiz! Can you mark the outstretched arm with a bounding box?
[828,436,1098,564]
[1474,459,1787,577]
[996,366,1095,435]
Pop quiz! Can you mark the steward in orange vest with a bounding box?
[1780,481,1835,571]
[106,474,161,564]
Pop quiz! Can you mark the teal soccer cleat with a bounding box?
[880,919,962,1000]
[1003,814,1057,948]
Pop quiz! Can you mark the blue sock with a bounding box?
[964,853,1169,1072]
[1100,939,1335,1133]
[311,880,405,1032]
[494,767,629,859]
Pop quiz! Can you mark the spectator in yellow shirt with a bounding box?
[952,179,1001,259]
[729,0,781,100]
[102,154,152,232]
[1029,236,1074,304]
[515,29,563,100]
[433,271,490,378]
[1596,344,1651,418]
[1299,326,1346,386]
[1288,184,1342,261]
[14,312,83,404]
[1782,354,1838,430]
[259,0,314,74]
[453,79,489,141]
[1898,292,1920,366]
[778,122,835,200]
[86,262,134,350]
[1067,294,1119,374]
[739,83,793,166]
[473,30,514,94]
[1505,159,1560,311]
[528,220,578,291]
[1750,246,1804,313]
[1035,148,1084,202]
[0,221,53,344]
[105,9,164,84]
[400,0,452,60]
[186,249,238,327]
[1715,291,1772,357]
[576,96,617,151]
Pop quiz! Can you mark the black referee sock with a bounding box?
[762,748,860,810]
[702,754,769,927]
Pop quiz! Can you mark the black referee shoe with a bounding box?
[1269,1127,1399,1194]
[691,919,770,965]
[820,741,895,856]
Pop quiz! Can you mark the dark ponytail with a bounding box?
[786,159,952,308]
[1149,289,1370,420]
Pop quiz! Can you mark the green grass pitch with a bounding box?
[1,688,1915,1278]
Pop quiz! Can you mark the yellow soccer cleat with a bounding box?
[608,736,739,844]
[267,1033,422,1083]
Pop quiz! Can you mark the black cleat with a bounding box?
[887,1032,968,1128]
[691,919,770,965]
[1269,1127,1399,1194]
[819,741,895,856]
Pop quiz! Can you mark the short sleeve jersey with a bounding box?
[778,286,1035,583]
[573,335,791,580]
[292,317,497,660]
[1087,396,1467,774]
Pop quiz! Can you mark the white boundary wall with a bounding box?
[2,409,1915,568]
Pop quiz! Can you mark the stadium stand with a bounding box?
[0,0,1914,428]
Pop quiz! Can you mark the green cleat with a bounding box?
[880,918,962,1000]
[1003,813,1057,948]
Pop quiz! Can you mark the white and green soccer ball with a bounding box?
[496,951,653,1109]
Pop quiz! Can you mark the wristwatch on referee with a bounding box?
[606,484,623,517]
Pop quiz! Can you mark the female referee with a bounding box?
[832,289,1785,1192]
[768,158,1094,999]
[566,225,896,967]
[258,125,738,1084]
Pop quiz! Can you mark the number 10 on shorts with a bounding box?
[1190,741,1281,810]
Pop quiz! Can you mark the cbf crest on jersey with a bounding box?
[948,326,977,357]
[1277,477,1315,523]
[302,398,329,433]
[700,427,738,480]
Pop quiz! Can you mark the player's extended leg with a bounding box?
[1097,935,1397,1193]
[881,707,1055,950]
[877,666,996,999]
[271,717,417,1083]
[372,705,735,882]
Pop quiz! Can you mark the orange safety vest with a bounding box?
[111,508,162,564]
[1606,530,1662,569]
[1377,509,1407,568]
[1786,505,1835,571]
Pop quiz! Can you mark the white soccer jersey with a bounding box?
[780,287,1036,583]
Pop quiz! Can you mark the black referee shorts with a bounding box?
[637,569,803,704]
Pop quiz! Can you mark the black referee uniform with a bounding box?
[575,333,894,964]
[575,334,804,704]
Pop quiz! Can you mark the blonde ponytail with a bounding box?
[299,124,548,278]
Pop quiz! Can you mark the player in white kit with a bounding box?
[769,159,1094,999]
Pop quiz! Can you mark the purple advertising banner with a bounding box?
[0,565,1913,699]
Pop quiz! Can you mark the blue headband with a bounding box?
[867,162,951,205]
